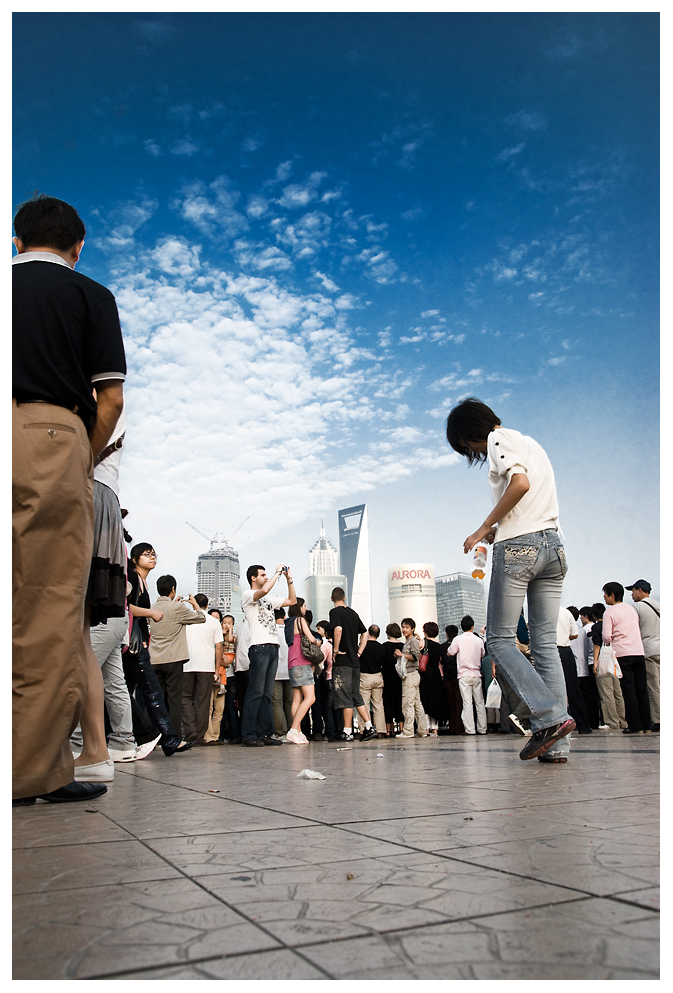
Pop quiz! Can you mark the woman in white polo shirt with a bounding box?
[446,398,575,763]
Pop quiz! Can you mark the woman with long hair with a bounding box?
[381,622,404,736]
[123,543,193,758]
[285,598,320,745]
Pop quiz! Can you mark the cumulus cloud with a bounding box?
[277,172,327,210]
[173,176,248,240]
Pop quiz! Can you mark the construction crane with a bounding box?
[185,518,249,551]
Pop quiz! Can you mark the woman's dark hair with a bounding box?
[13,194,86,251]
[423,621,439,638]
[591,602,606,619]
[305,609,313,626]
[566,606,580,620]
[445,624,459,642]
[288,597,306,618]
[445,397,501,465]
[209,609,223,621]
[130,542,154,567]
[579,606,594,622]
[602,582,624,602]
[386,622,402,639]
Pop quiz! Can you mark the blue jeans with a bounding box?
[486,530,571,755]
[241,644,278,741]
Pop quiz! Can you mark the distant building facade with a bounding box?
[435,572,486,634]
[305,574,347,626]
[387,564,437,629]
[196,543,244,626]
[305,524,346,623]
[338,504,372,625]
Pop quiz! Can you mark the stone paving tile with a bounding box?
[145,824,412,876]
[13,839,182,894]
[299,896,659,980]
[193,849,580,945]
[437,830,659,897]
[12,803,136,849]
[13,876,279,980]
[101,794,314,839]
[341,801,660,853]
[610,886,660,912]
[115,948,327,979]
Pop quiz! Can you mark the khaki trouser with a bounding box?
[205,685,226,741]
[644,655,660,724]
[459,675,487,733]
[12,401,93,798]
[272,679,293,735]
[596,673,628,729]
[401,670,427,735]
[359,671,386,733]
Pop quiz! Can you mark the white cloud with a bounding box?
[314,271,340,293]
[421,309,439,318]
[174,177,248,240]
[246,196,268,218]
[277,172,327,210]
[505,110,548,131]
[497,142,526,162]
[170,137,201,157]
[144,139,162,157]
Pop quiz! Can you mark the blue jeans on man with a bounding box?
[241,644,278,741]
[486,529,571,757]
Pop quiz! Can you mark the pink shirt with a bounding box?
[321,639,333,679]
[448,631,485,677]
[602,603,644,658]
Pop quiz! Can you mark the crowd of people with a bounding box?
[12,196,660,807]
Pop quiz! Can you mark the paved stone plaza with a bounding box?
[13,730,659,980]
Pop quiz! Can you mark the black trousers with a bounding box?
[579,672,601,728]
[122,647,181,750]
[153,660,185,739]
[617,655,651,732]
[558,646,592,733]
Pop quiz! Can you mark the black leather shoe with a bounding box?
[262,736,283,745]
[163,741,195,756]
[359,726,378,743]
[35,781,108,803]
[12,796,37,807]
[242,738,265,747]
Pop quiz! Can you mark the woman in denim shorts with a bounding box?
[446,398,575,764]
[285,598,320,744]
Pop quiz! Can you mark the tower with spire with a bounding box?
[305,521,346,624]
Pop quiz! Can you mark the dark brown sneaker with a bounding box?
[519,719,575,760]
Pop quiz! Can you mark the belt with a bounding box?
[13,398,79,415]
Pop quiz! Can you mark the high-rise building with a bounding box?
[338,503,372,625]
[435,572,486,634]
[196,542,244,626]
[309,524,339,576]
[387,564,437,629]
[305,524,346,624]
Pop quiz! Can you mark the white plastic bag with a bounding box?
[395,656,407,680]
[597,644,622,678]
[296,769,326,780]
[485,678,502,709]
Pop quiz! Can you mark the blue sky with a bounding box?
[13,12,660,620]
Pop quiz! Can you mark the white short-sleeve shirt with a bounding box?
[242,590,285,646]
[184,611,224,673]
[487,427,560,542]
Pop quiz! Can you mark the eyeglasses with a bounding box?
[141,551,157,559]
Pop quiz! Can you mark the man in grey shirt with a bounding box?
[627,580,660,732]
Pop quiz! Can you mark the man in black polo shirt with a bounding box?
[328,587,377,742]
[13,195,126,806]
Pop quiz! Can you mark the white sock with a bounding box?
[365,721,373,730]
[344,727,352,734]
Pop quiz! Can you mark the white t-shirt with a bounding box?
[184,611,224,673]
[488,427,559,543]
[235,620,250,672]
[94,402,127,498]
[242,589,285,646]
[556,607,578,647]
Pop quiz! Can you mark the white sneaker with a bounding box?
[135,735,162,760]
[110,748,137,763]
[396,732,414,738]
[74,758,114,782]
[509,713,532,737]
[598,724,610,730]
[286,728,308,744]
